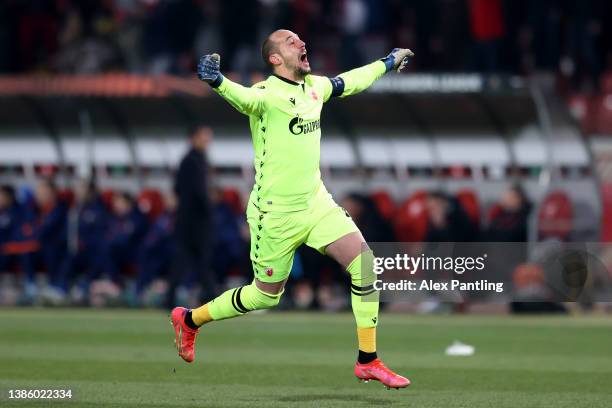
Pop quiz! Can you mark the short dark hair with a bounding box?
[0,184,15,202]
[188,124,207,139]
[115,190,133,203]
[429,191,448,201]
[261,37,278,69]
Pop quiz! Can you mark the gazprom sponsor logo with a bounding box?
[289,117,320,135]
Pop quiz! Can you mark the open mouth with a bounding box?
[300,51,308,64]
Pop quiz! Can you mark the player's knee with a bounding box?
[252,286,282,310]
[347,249,376,284]
[241,282,282,311]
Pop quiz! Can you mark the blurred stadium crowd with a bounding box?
[1,0,611,90]
[0,178,248,307]
[1,171,545,308]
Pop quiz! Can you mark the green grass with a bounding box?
[0,309,611,407]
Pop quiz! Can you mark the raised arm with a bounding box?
[197,54,264,116]
[324,48,414,100]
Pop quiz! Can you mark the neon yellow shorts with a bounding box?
[246,184,358,283]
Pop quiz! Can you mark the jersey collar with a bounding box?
[272,74,302,86]
[271,74,307,92]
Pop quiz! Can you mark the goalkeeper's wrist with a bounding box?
[209,73,224,88]
[380,56,395,73]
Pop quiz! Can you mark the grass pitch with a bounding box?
[0,309,611,407]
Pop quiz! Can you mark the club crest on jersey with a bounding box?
[310,90,318,101]
[289,117,320,135]
[265,267,274,277]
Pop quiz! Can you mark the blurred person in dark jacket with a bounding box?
[0,185,21,274]
[485,184,532,293]
[59,179,109,300]
[210,187,246,285]
[342,193,395,243]
[169,125,216,307]
[485,184,531,242]
[132,191,177,304]
[425,191,479,242]
[19,179,69,302]
[82,191,147,292]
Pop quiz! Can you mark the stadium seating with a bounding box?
[456,189,481,226]
[100,189,115,209]
[394,190,429,242]
[537,191,573,240]
[137,189,164,221]
[221,187,244,214]
[369,190,397,222]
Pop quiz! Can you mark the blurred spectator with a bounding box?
[337,0,368,70]
[60,180,109,301]
[484,184,531,242]
[170,125,216,307]
[211,187,246,284]
[0,0,609,90]
[0,185,21,274]
[132,191,177,305]
[16,0,60,71]
[341,192,394,242]
[467,0,505,72]
[53,0,124,73]
[0,1,18,72]
[527,0,563,71]
[425,191,479,242]
[20,180,69,302]
[83,191,147,292]
[219,0,259,76]
[141,0,203,74]
[484,185,532,292]
[563,0,603,90]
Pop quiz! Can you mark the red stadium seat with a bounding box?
[222,187,244,215]
[138,189,164,221]
[369,190,396,221]
[591,94,612,134]
[538,190,573,240]
[456,189,480,226]
[487,203,503,223]
[100,189,114,210]
[394,190,429,242]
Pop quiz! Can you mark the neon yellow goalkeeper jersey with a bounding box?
[213,60,387,212]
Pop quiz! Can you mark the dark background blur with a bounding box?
[1,0,611,90]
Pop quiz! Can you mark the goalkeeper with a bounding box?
[171,29,413,389]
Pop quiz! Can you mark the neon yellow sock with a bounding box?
[357,327,376,353]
